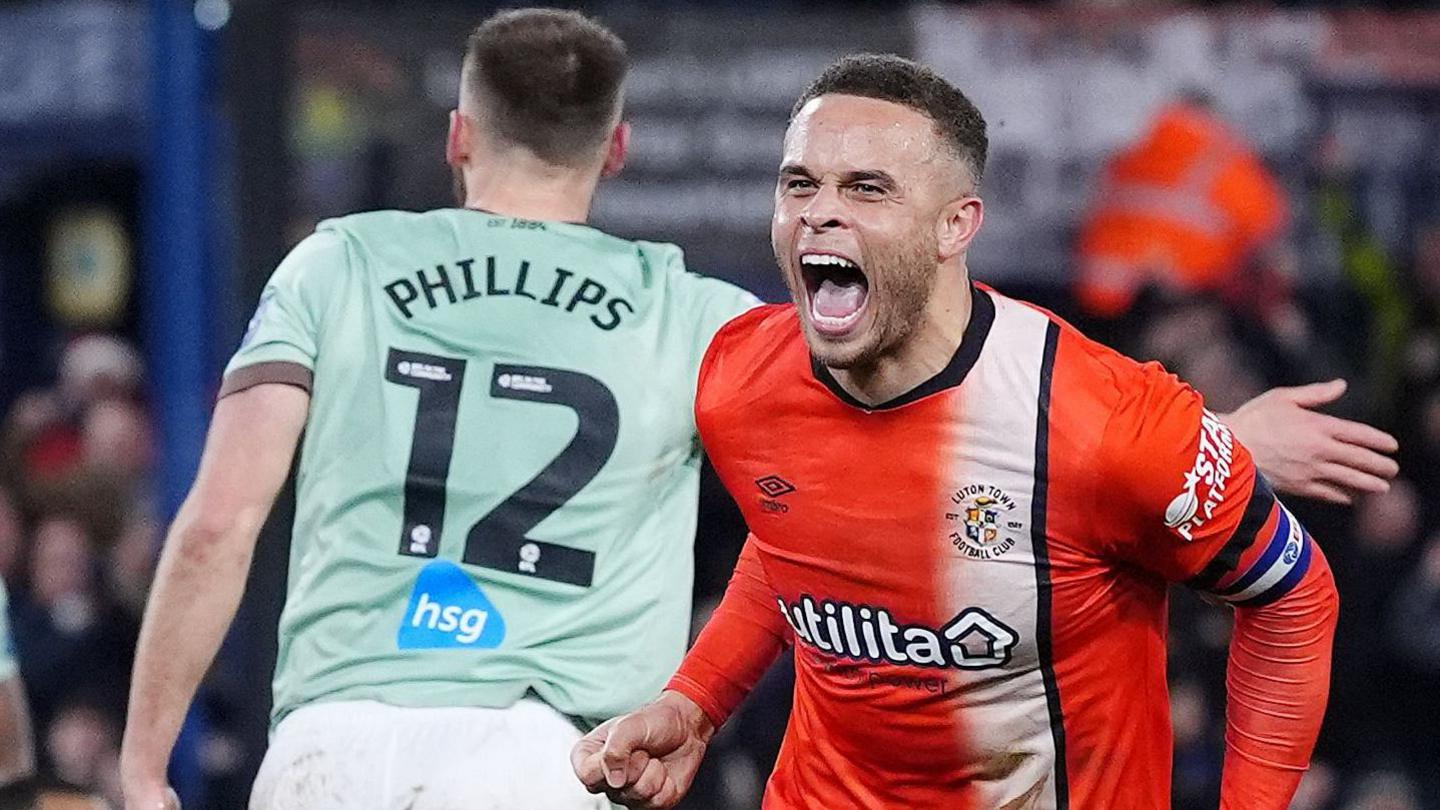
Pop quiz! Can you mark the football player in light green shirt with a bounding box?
[120,9,754,810]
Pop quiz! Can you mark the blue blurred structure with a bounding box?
[145,0,230,802]
[145,0,224,521]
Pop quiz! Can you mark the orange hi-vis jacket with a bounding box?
[1076,103,1289,317]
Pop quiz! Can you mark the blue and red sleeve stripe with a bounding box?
[1188,476,1314,607]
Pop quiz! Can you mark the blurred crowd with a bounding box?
[0,335,157,806]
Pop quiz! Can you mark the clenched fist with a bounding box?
[572,691,715,809]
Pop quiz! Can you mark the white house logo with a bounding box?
[945,484,1022,560]
[1165,410,1235,542]
[776,594,1019,670]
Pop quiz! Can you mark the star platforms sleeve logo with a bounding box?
[1164,409,1235,542]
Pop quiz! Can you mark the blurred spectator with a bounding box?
[3,335,154,550]
[1390,533,1440,669]
[56,336,143,409]
[1355,479,1421,554]
[10,514,137,741]
[1170,678,1222,809]
[106,509,159,621]
[1387,533,1440,806]
[80,399,151,481]
[2,335,142,494]
[0,487,21,587]
[1138,302,1267,413]
[1315,140,1416,422]
[3,389,81,491]
[1323,480,1424,786]
[1341,770,1422,810]
[45,698,121,804]
[1076,92,1290,321]
[1292,761,1338,810]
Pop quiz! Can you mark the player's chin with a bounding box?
[800,314,881,370]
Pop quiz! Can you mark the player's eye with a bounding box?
[783,177,816,192]
[850,182,885,198]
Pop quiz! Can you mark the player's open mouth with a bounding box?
[799,251,869,336]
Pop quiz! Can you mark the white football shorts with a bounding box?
[249,698,609,810]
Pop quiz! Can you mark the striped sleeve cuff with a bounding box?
[1186,474,1277,592]
[219,360,314,399]
[1209,501,1313,607]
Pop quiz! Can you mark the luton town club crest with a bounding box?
[946,484,1022,560]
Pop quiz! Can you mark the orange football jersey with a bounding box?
[670,285,1330,809]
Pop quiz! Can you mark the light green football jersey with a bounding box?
[226,209,758,727]
[0,581,16,681]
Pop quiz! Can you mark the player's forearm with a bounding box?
[1219,546,1339,810]
[0,676,35,785]
[121,501,264,784]
[668,538,788,727]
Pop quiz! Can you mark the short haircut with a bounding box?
[463,9,627,166]
[792,53,988,186]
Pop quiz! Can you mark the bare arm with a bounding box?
[120,383,309,808]
[0,675,34,786]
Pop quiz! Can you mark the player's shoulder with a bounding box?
[628,237,685,270]
[1018,296,1184,408]
[707,304,799,360]
[315,208,454,241]
[267,224,352,291]
[697,305,798,389]
[983,285,1196,434]
[624,239,754,310]
[695,304,800,428]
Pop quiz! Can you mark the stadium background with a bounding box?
[2,0,1439,807]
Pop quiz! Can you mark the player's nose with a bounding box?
[800,183,848,232]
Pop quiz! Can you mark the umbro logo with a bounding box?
[755,475,796,498]
[755,475,795,514]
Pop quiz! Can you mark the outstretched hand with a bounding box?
[572,691,714,809]
[1224,379,1399,505]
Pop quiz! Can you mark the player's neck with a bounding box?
[828,269,974,407]
[460,152,601,225]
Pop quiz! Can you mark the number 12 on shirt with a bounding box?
[384,348,618,587]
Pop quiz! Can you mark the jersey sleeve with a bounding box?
[652,242,760,380]
[1097,362,1312,607]
[220,229,349,397]
[1219,545,1338,809]
[668,535,790,728]
[685,275,761,359]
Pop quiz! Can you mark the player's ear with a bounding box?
[936,193,983,263]
[446,110,469,168]
[601,121,629,178]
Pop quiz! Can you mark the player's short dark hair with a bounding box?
[464,8,627,166]
[793,53,988,186]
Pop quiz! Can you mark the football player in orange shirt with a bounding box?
[574,54,1359,810]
